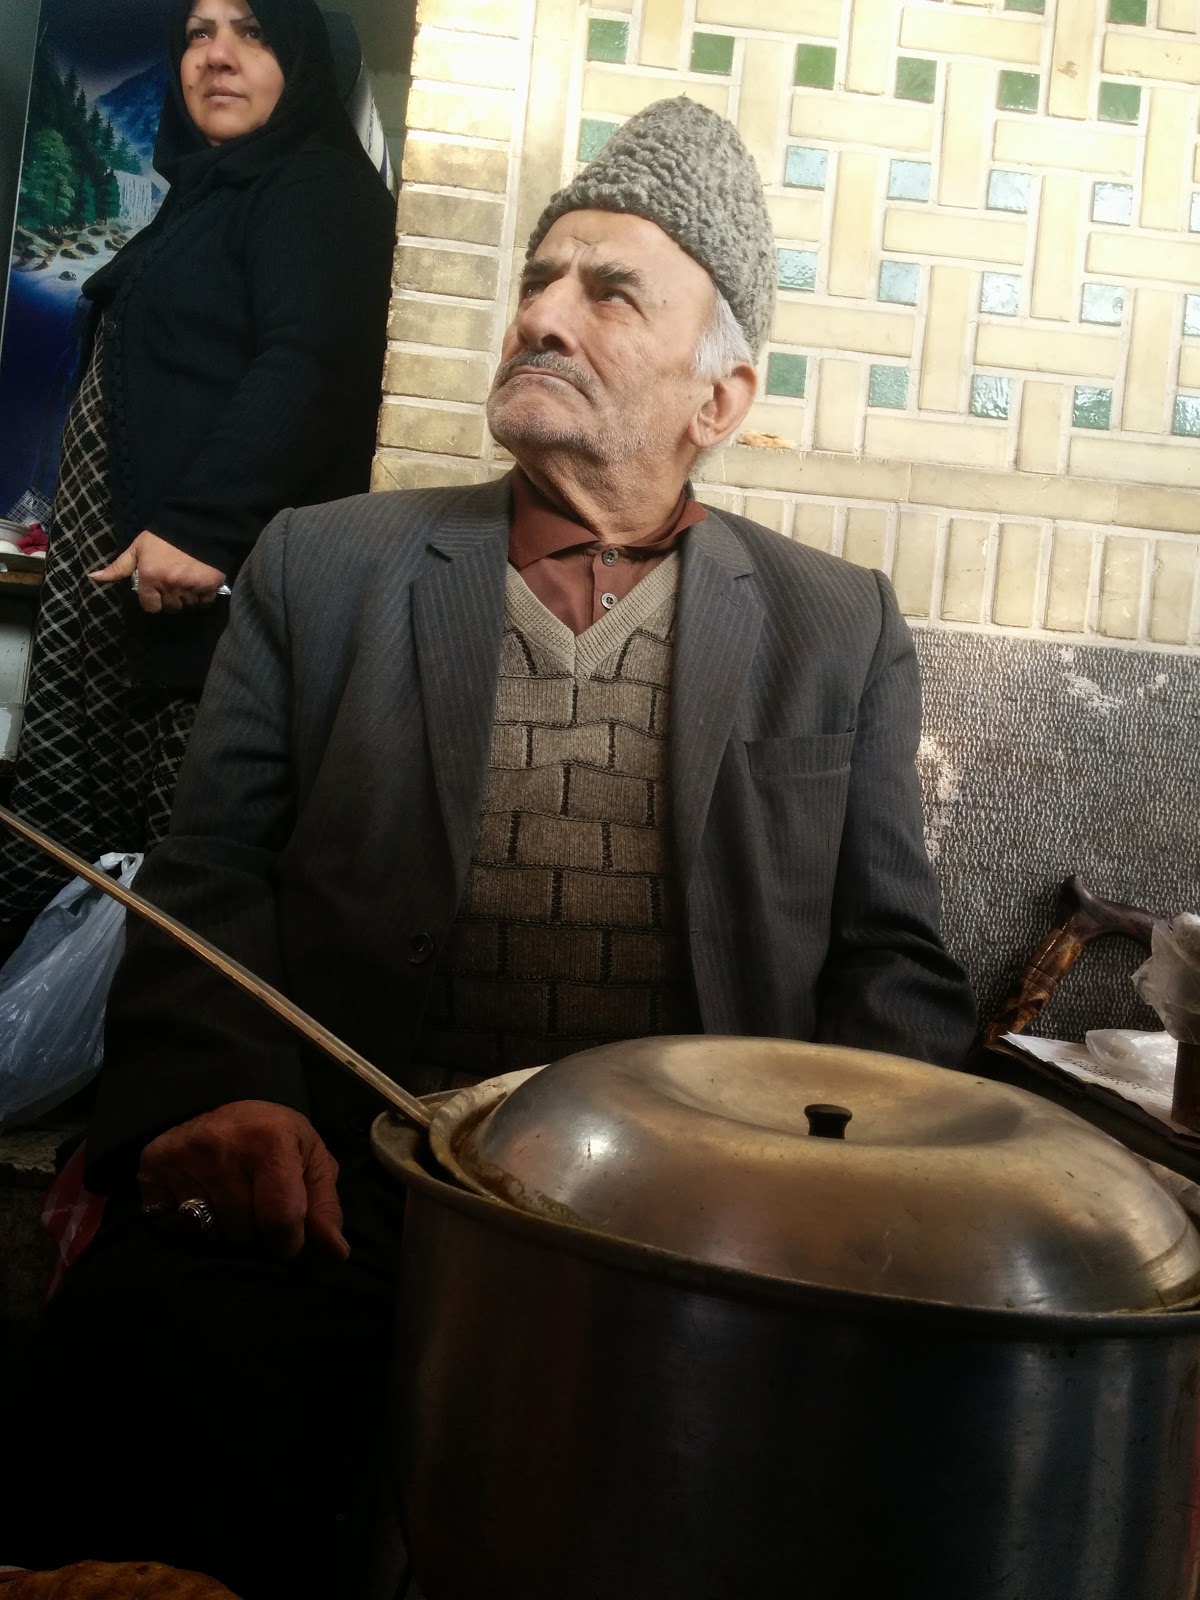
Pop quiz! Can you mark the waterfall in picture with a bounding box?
[116,171,161,228]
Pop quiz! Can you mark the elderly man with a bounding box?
[5,99,974,1599]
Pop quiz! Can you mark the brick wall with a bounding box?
[377,0,1200,651]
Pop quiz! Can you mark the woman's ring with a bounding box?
[130,569,140,593]
[177,1197,215,1234]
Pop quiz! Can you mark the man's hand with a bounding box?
[90,530,227,613]
[137,1100,349,1261]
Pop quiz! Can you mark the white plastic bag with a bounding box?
[1133,913,1200,1045]
[0,852,141,1129]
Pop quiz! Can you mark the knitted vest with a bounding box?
[411,557,702,1086]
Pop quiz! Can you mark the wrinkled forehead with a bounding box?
[530,209,716,301]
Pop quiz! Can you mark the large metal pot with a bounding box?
[373,1038,1200,1600]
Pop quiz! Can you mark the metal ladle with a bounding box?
[0,803,432,1130]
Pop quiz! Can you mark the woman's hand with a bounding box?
[90,529,227,613]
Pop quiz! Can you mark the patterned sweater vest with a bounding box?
[411,555,703,1084]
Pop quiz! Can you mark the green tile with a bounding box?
[1172,395,1200,436]
[1098,80,1141,123]
[869,365,909,409]
[795,43,836,90]
[896,57,936,103]
[691,31,734,74]
[784,146,828,189]
[777,248,817,292]
[1073,386,1112,430]
[766,352,808,399]
[970,376,1011,419]
[1005,0,1044,10]
[1108,0,1147,21]
[578,119,617,160]
[998,71,1040,113]
[587,18,629,63]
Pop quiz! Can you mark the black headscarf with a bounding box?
[86,0,385,307]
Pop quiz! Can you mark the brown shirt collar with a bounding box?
[508,468,708,568]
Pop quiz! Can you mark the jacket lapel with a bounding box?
[672,511,763,892]
[413,476,511,899]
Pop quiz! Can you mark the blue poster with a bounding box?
[0,0,171,521]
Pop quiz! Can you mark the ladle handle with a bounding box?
[0,804,432,1131]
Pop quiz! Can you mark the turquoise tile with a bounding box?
[691,31,734,75]
[578,118,617,160]
[970,376,1011,419]
[1098,81,1141,123]
[998,71,1039,112]
[784,146,828,189]
[1174,395,1200,435]
[888,159,931,201]
[777,248,817,292]
[879,261,919,305]
[1081,284,1125,325]
[896,57,936,103]
[980,272,1021,316]
[1073,386,1112,430]
[766,352,808,399]
[1185,294,1200,337]
[869,365,909,408]
[986,169,1032,213]
[1108,0,1147,22]
[795,44,836,89]
[587,19,628,63]
[1092,182,1134,224]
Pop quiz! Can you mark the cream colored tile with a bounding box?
[992,521,1043,627]
[1123,289,1177,434]
[378,402,485,456]
[1017,381,1067,475]
[1098,537,1146,639]
[411,28,524,87]
[1182,347,1200,389]
[406,82,514,142]
[698,0,841,27]
[975,324,1118,378]
[384,351,492,404]
[884,209,1026,264]
[695,486,741,513]
[394,244,499,301]
[415,0,522,34]
[1031,175,1083,324]
[397,189,505,248]
[1088,233,1200,283]
[402,138,509,194]
[814,359,864,454]
[1048,0,1098,120]
[767,194,825,241]
[1044,526,1096,632]
[846,0,896,95]
[909,463,1117,523]
[792,499,837,552]
[738,40,791,181]
[792,94,935,153]
[842,507,889,571]
[939,63,992,210]
[1158,0,1199,32]
[829,153,881,298]
[743,496,789,533]
[993,119,1136,176]
[372,452,484,491]
[1070,434,1198,488]
[1116,482,1200,534]
[582,68,728,118]
[1149,541,1198,643]
[740,402,806,448]
[1141,89,1194,232]
[864,415,1010,469]
[388,296,497,351]
[1103,30,1200,85]
[920,267,974,412]
[941,518,991,623]
[639,0,686,68]
[892,511,939,618]
[772,302,915,358]
[514,0,576,245]
[900,9,1043,62]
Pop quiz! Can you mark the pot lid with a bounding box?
[437,1036,1200,1314]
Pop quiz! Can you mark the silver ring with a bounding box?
[177,1197,215,1234]
[130,569,140,593]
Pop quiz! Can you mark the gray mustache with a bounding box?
[494,350,593,395]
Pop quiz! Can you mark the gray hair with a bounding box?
[692,287,754,383]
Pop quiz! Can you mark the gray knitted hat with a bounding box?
[527,96,776,358]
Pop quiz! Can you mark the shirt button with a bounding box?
[601,548,619,566]
[407,932,435,965]
[600,592,616,610]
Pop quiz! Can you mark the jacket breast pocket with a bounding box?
[745,730,856,779]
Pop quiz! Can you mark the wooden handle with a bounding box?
[0,804,432,1131]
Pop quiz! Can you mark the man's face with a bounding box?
[486,210,719,472]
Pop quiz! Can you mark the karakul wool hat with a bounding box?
[527,96,776,357]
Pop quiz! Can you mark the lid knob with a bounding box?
[804,1103,852,1140]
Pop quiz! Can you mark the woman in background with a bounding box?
[0,0,395,937]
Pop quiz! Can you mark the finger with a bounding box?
[138,582,164,614]
[250,1141,310,1260]
[138,1179,174,1218]
[89,546,137,584]
[303,1142,349,1262]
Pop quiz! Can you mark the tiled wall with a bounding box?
[377,0,1200,650]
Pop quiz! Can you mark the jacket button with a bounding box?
[408,932,435,965]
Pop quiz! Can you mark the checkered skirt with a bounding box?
[0,340,197,922]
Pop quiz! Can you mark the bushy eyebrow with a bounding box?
[520,255,648,296]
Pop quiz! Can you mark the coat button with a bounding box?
[407,931,435,965]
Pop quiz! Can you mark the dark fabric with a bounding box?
[0,339,196,920]
[79,0,395,688]
[0,1171,403,1600]
[509,466,708,633]
[85,475,975,1192]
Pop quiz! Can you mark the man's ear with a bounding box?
[688,362,758,453]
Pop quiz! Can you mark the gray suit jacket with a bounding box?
[89,475,975,1187]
